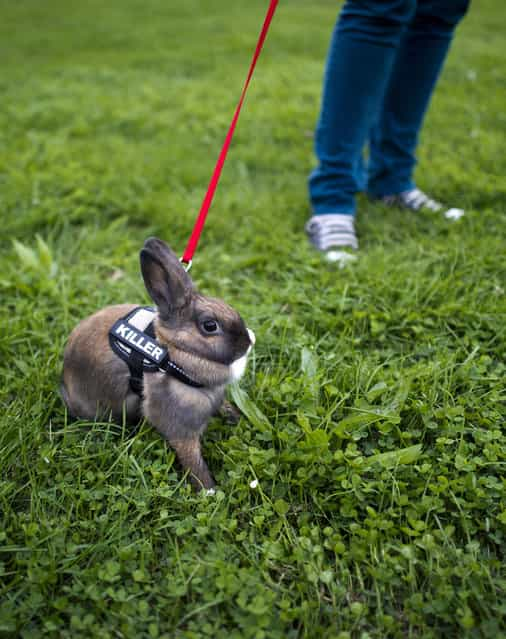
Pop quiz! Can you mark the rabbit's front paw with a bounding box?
[219,400,242,425]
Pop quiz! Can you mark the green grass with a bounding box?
[1,0,506,637]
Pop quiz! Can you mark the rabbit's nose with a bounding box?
[247,328,256,346]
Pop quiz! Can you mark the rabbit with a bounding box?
[61,237,255,491]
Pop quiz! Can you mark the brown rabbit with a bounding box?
[61,237,255,491]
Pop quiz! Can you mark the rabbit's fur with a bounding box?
[62,237,254,490]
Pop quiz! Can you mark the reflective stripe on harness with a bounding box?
[108,307,203,395]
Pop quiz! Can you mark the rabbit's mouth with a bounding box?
[229,328,255,381]
[230,354,249,381]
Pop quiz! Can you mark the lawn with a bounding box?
[1,0,505,637]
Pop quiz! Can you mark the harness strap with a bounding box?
[159,357,203,389]
[126,319,156,394]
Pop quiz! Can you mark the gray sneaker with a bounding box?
[305,214,358,265]
[380,188,465,220]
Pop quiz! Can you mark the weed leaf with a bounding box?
[230,383,272,432]
[362,444,423,469]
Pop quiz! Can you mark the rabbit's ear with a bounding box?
[140,238,193,315]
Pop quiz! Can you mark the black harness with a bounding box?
[108,306,203,395]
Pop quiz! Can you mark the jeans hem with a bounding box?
[366,179,415,199]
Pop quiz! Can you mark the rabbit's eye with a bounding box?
[201,319,219,334]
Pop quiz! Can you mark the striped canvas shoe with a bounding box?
[380,188,465,220]
[305,214,358,264]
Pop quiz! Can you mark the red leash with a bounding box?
[181,0,279,268]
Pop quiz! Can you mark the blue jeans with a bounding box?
[309,0,470,216]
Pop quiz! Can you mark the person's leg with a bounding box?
[308,0,417,220]
[366,0,470,198]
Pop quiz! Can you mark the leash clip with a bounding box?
[179,257,192,272]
